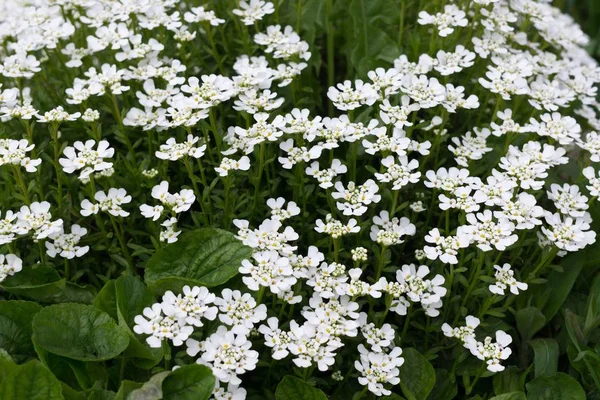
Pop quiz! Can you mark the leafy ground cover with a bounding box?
[0,0,600,399]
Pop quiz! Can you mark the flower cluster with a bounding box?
[1,0,599,397]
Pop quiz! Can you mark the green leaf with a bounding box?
[584,274,600,333]
[86,387,115,400]
[0,349,16,383]
[490,393,527,400]
[526,372,586,400]
[32,303,130,361]
[399,348,436,400]
[526,246,600,322]
[93,280,118,321]
[529,339,559,377]
[275,376,328,400]
[0,360,63,400]
[94,277,161,368]
[0,300,42,361]
[145,228,252,293]
[493,367,523,395]
[114,381,143,400]
[1,264,66,301]
[128,371,169,400]
[427,369,457,400]
[1,264,95,304]
[161,364,215,400]
[114,276,155,329]
[516,307,546,341]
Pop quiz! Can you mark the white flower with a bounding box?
[0,254,22,283]
[215,157,251,176]
[240,250,296,294]
[314,214,360,238]
[184,6,225,26]
[0,139,42,172]
[17,202,63,240]
[156,135,206,161]
[442,315,480,344]
[37,106,80,123]
[526,112,581,145]
[495,192,544,230]
[541,212,596,252]
[424,228,470,264]
[583,167,600,197]
[59,140,114,180]
[233,0,275,25]
[278,139,322,169]
[375,155,421,190]
[418,4,468,37]
[195,325,259,385]
[259,317,292,360]
[215,289,267,335]
[547,183,588,218]
[489,263,528,296]
[133,303,193,348]
[434,45,476,75]
[45,224,89,259]
[306,159,347,189]
[81,188,131,218]
[327,80,378,111]
[144,181,196,214]
[462,210,518,252]
[331,180,381,216]
[466,330,513,372]
[370,211,416,246]
[161,285,218,327]
[266,197,301,221]
[355,344,404,396]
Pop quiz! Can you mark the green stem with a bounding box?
[13,166,31,204]
[184,157,208,225]
[375,245,387,279]
[51,125,64,209]
[325,0,335,116]
[110,216,134,275]
[527,246,559,281]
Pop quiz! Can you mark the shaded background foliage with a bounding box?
[1,0,600,399]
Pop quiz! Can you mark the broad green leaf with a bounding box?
[0,349,16,383]
[427,369,457,400]
[145,228,252,293]
[0,300,42,361]
[584,274,600,334]
[114,380,143,400]
[516,307,546,341]
[93,280,118,321]
[399,348,436,400]
[529,339,559,377]
[162,364,215,400]
[526,372,586,400]
[1,264,66,301]
[32,303,129,361]
[86,387,115,400]
[128,371,169,400]
[94,277,161,368]
[490,393,527,400]
[0,360,63,400]
[566,345,600,390]
[526,244,600,322]
[114,276,155,328]
[60,382,86,400]
[1,264,95,304]
[275,376,328,400]
[493,367,523,395]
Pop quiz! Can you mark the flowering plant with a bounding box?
[0,0,600,399]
